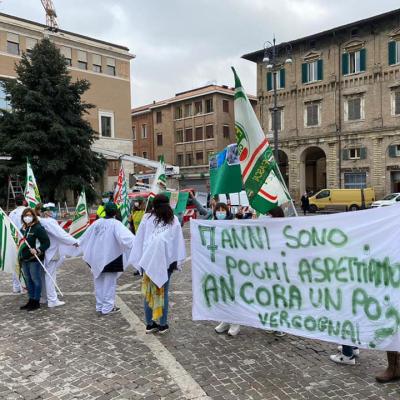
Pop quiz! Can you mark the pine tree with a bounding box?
[0,38,106,203]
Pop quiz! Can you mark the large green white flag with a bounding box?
[69,191,90,238]
[24,159,41,208]
[114,165,130,228]
[232,68,290,214]
[0,208,19,274]
[149,156,167,201]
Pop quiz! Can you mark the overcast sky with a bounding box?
[1,0,400,107]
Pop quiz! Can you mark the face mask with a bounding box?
[134,202,139,208]
[216,212,227,220]
[23,216,33,224]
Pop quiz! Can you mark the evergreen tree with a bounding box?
[0,38,106,203]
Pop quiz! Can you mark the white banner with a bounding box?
[191,205,400,350]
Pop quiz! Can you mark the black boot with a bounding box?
[27,299,41,312]
[20,299,33,310]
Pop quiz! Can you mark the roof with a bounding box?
[242,7,400,62]
[0,12,130,52]
[131,84,257,114]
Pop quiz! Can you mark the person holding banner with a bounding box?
[131,194,185,335]
[19,208,50,311]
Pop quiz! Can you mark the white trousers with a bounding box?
[94,273,118,314]
[12,272,22,292]
[41,260,60,305]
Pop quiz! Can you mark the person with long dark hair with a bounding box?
[131,194,186,334]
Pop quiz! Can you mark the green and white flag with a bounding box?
[69,191,90,238]
[0,208,19,274]
[149,156,167,201]
[114,165,130,228]
[164,191,189,216]
[24,159,41,208]
[232,67,290,214]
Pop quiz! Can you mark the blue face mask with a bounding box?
[216,211,227,220]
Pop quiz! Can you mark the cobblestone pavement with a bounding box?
[1,226,400,399]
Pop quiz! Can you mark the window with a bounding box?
[106,58,116,76]
[267,69,286,91]
[141,124,147,139]
[223,125,230,139]
[205,98,214,113]
[302,60,323,84]
[186,153,193,165]
[176,129,183,142]
[342,49,366,75]
[157,133,163,146]
[194,101,202,115]
[205,125,214,139]
[176,154,183,166]
[344,172,367,189]
[60,46,72,66]
[316,190,330,199]
[389,40,400,66]
[184,103,192,118]
[195,127,203,141]
[132,126,136,140]
[392,91,400,116]
[175,106,183,119]
[196,152,204,164]
[343,147,367,160]
[222,99,229,113]
[77,50,88,70]
[0,83,10,111]
[108,160,119,176]
[142,151,148,159]
[345,96,364,121]
[185,128,193,142]
[349,148,361,159]
[389,144,400,157]
[7,33,19,55]
[270,109,283,131]
[99,112,114,137]
[92,54,102,73]
[26,37,38,55]
[305,103,320,127]
[156,111,162,123]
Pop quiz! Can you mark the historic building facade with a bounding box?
[243,8,400,200]
[0,12,135,192]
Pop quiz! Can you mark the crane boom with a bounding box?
[40,0,59,30]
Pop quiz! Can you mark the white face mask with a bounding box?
[23,216,33,225]
[134,202,139,208]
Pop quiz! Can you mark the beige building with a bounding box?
[0,12,135,192]
[243,8,400,201]
[132,85,257,191]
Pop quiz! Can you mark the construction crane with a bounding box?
[40,0,58,31]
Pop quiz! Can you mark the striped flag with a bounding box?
[114,165,130,228]
[24,159,41,208]
[232,67,290,214]
[69,191,90,238]
[149,156,167,201]
[0,208,19,274]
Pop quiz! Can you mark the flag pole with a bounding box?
[3,209,64,297]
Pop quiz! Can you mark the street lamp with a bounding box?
[263,37,292,164]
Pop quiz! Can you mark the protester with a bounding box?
[8,196,26,294]
[129,197,146,234]
[375,352,400,383]
[300,192,310,215]
[96,201,106,219]
[213,202,241,337]
[35,203,78,308]
[19,207,50,311]
[131,194,185,335]
[235,206,253,220]
[79,202,135,315]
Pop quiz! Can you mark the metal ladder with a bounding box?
[6,175,24,212]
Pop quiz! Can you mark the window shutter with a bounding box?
[359,48,366,72]
[360,147,367,160]
[92,54,101,66]
[267,72,272,91]
[301,63,308,84]
[317,59,323,80]
[77,50,87,62]
[280,68,285,88]
[389,41,397,65]
[342,53,349,75]
[389,145,397,158]
[342,149,349,160]
[7,32,19,43]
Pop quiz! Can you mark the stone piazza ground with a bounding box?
[0,223,399,400]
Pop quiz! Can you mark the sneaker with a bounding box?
[215,322,230,334]
[265,330,274,334]
[158,325,169,335]
[337,346,360,357]
[330,353,356,365]
[103,307,120,315]
[275,331,286,337]
[228,324,240,337]
[146,322,159,334]
[48,300,65,308]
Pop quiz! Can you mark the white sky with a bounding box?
[1,0,400,107]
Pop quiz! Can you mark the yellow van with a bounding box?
[308,188,375,212]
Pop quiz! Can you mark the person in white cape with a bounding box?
[35,203,79,308]
[130,194,186,335]
[79,202,135,315]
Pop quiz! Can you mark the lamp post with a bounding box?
[263,37,293,164]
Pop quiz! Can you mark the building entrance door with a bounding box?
[391,171,400,192]
[301,147,327,195]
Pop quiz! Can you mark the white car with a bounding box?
[371,193,400,207]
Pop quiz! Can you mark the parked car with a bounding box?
[308,188,375,212]
[371,193,400,208]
